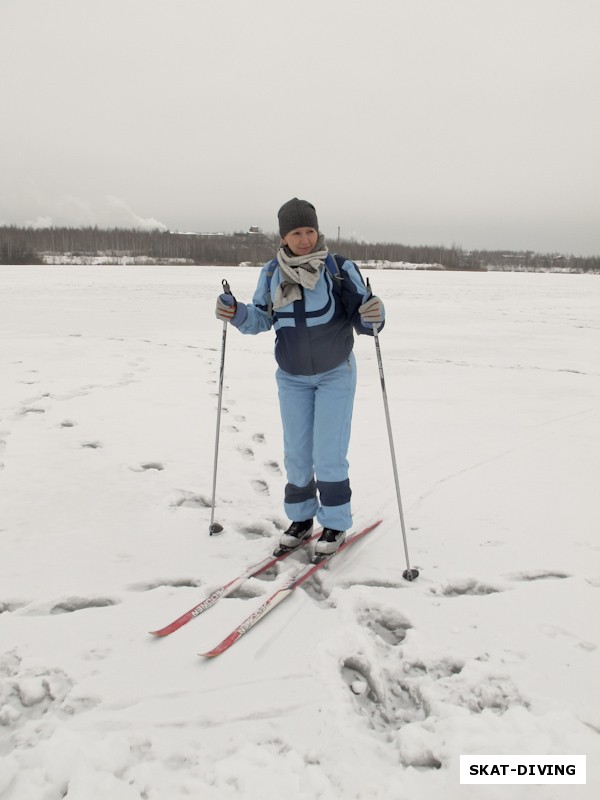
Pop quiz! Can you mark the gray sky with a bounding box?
[1,0,599,255]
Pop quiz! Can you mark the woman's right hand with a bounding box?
[215,293,237,322]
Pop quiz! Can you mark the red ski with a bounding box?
[199,520,382,658]
[149,530,321,637]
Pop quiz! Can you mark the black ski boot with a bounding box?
[315,528,346,556]
[277,519,314,553]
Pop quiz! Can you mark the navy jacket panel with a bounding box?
[236,256,381,376]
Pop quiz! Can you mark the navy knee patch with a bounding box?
[285,479,317,505]
[317,479,351,507]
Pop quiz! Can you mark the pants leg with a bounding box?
[313,353,357,530]
[276,368,318,521]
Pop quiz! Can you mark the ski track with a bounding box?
[409,405,600,516]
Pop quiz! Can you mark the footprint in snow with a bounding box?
[128,577,203,592]
[253,565,279,582]
[49,596,121,614]
[430,577,503,597]
[507,570,570,582]
[300,573,330,605]
[20,406,45,416]
[340,643,526,771]
[342,657,383,708]
[340,655,430,745]
[239,522,272,539]
[357,606,412,646]
[1,600,28,614]
[171,491,212,509]
[0,651,98,733]
[399,652,466,680]
[340,577,403,591]
[130,462,165,472]
[237,445,254,460]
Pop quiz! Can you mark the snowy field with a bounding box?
[1,264,599,799]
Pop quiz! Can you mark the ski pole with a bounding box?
[209,278,232,535]
[366,278,419,581]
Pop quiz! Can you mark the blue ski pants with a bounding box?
[276,353,357,531]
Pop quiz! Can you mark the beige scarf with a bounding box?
[273,235,329,310]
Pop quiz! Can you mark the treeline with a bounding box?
[0,225,598,272]
[0,226,270,266]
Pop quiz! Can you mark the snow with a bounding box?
[0,264,599,799]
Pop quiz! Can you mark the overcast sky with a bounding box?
[1,0,599,255]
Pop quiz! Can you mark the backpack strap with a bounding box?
[265,257,278,280]
[326,253,344,282]
[262,257,278,317]
[330,253,347,281]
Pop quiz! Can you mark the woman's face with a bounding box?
[282,227,319,256]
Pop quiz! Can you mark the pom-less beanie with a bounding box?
[278,198,319,238]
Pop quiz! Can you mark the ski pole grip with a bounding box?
[222,278,232,295]
[365,277,379,334]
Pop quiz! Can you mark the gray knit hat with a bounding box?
[278,198,319,238]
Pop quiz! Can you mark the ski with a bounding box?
[149,530,321,637]
[199,520,382,658]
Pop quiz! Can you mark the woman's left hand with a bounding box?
[358,295,385,325]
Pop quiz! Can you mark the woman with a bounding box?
[215,198,384,555]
